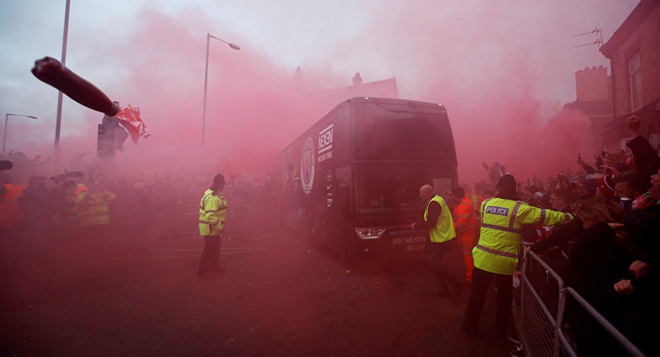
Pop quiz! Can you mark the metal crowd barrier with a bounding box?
[514,250,646,357]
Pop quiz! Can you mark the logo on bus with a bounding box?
[317,123,333,163]
[318,124,333,153]
[301,137,315,195]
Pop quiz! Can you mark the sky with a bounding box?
[0,0,640,182]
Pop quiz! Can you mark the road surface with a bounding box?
[1,230,514,356]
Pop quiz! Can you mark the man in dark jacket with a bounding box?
[613,168,660,356]
[18,175,53,235]
[626,115,660,191]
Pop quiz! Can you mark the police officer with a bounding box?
[198,173,228,278]
[412,184,461,299]
[462,174,573,337]
[70,179,116,264]
[77,181,116,228]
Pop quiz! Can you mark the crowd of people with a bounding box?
[0,152,279,274]
[461,115,659,356]
[1,114,658,355]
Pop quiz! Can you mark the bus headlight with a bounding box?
[355,227,385,240]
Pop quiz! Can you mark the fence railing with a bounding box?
[514,250,645,357]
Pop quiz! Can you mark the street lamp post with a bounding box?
[3,114,38,155]
[202,33,240,166]
[54,0,71,157]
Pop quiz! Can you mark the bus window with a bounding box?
[353,102,455,162]
[354,164,428,215]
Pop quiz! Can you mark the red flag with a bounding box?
[114,105,151,143]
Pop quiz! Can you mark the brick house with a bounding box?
[599,0,660,152]
[563,65,613,147]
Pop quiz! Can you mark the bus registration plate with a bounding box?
[406,243,426,251]
[392,236,426,246]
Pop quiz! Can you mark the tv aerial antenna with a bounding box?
[573,27,603,48]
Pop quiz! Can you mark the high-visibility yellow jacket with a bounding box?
[424,195,456,243]
[78,190,116,227]
[453,195,478,234]
[199,189,227,236]
[473,197,573,275]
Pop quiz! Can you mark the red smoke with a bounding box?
[84,10,342,176]
[9,1,637,185]
[347,1,624,183]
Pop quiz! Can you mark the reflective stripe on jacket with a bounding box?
[198,189,228,236]
[473,197,573,275]
[424,195,456,243]
[453,196,478,234]
[78,190,116,226]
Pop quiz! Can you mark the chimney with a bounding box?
[575,65,609,102]
[352,73,363,86]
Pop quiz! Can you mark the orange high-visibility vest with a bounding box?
[453,195,478,234]
[0,184,26,228]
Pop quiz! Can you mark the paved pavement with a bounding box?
[1,230,515,356]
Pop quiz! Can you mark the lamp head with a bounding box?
[229,43,241,50]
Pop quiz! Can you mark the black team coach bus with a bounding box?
[281,97,458,257]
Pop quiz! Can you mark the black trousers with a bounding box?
[427,240,460,293]
[463,267,513,332]
[198,235,222,275]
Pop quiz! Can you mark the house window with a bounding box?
[629,53,642,111]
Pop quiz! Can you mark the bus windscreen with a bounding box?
[355,164,426,214]
[353,101,456,162]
